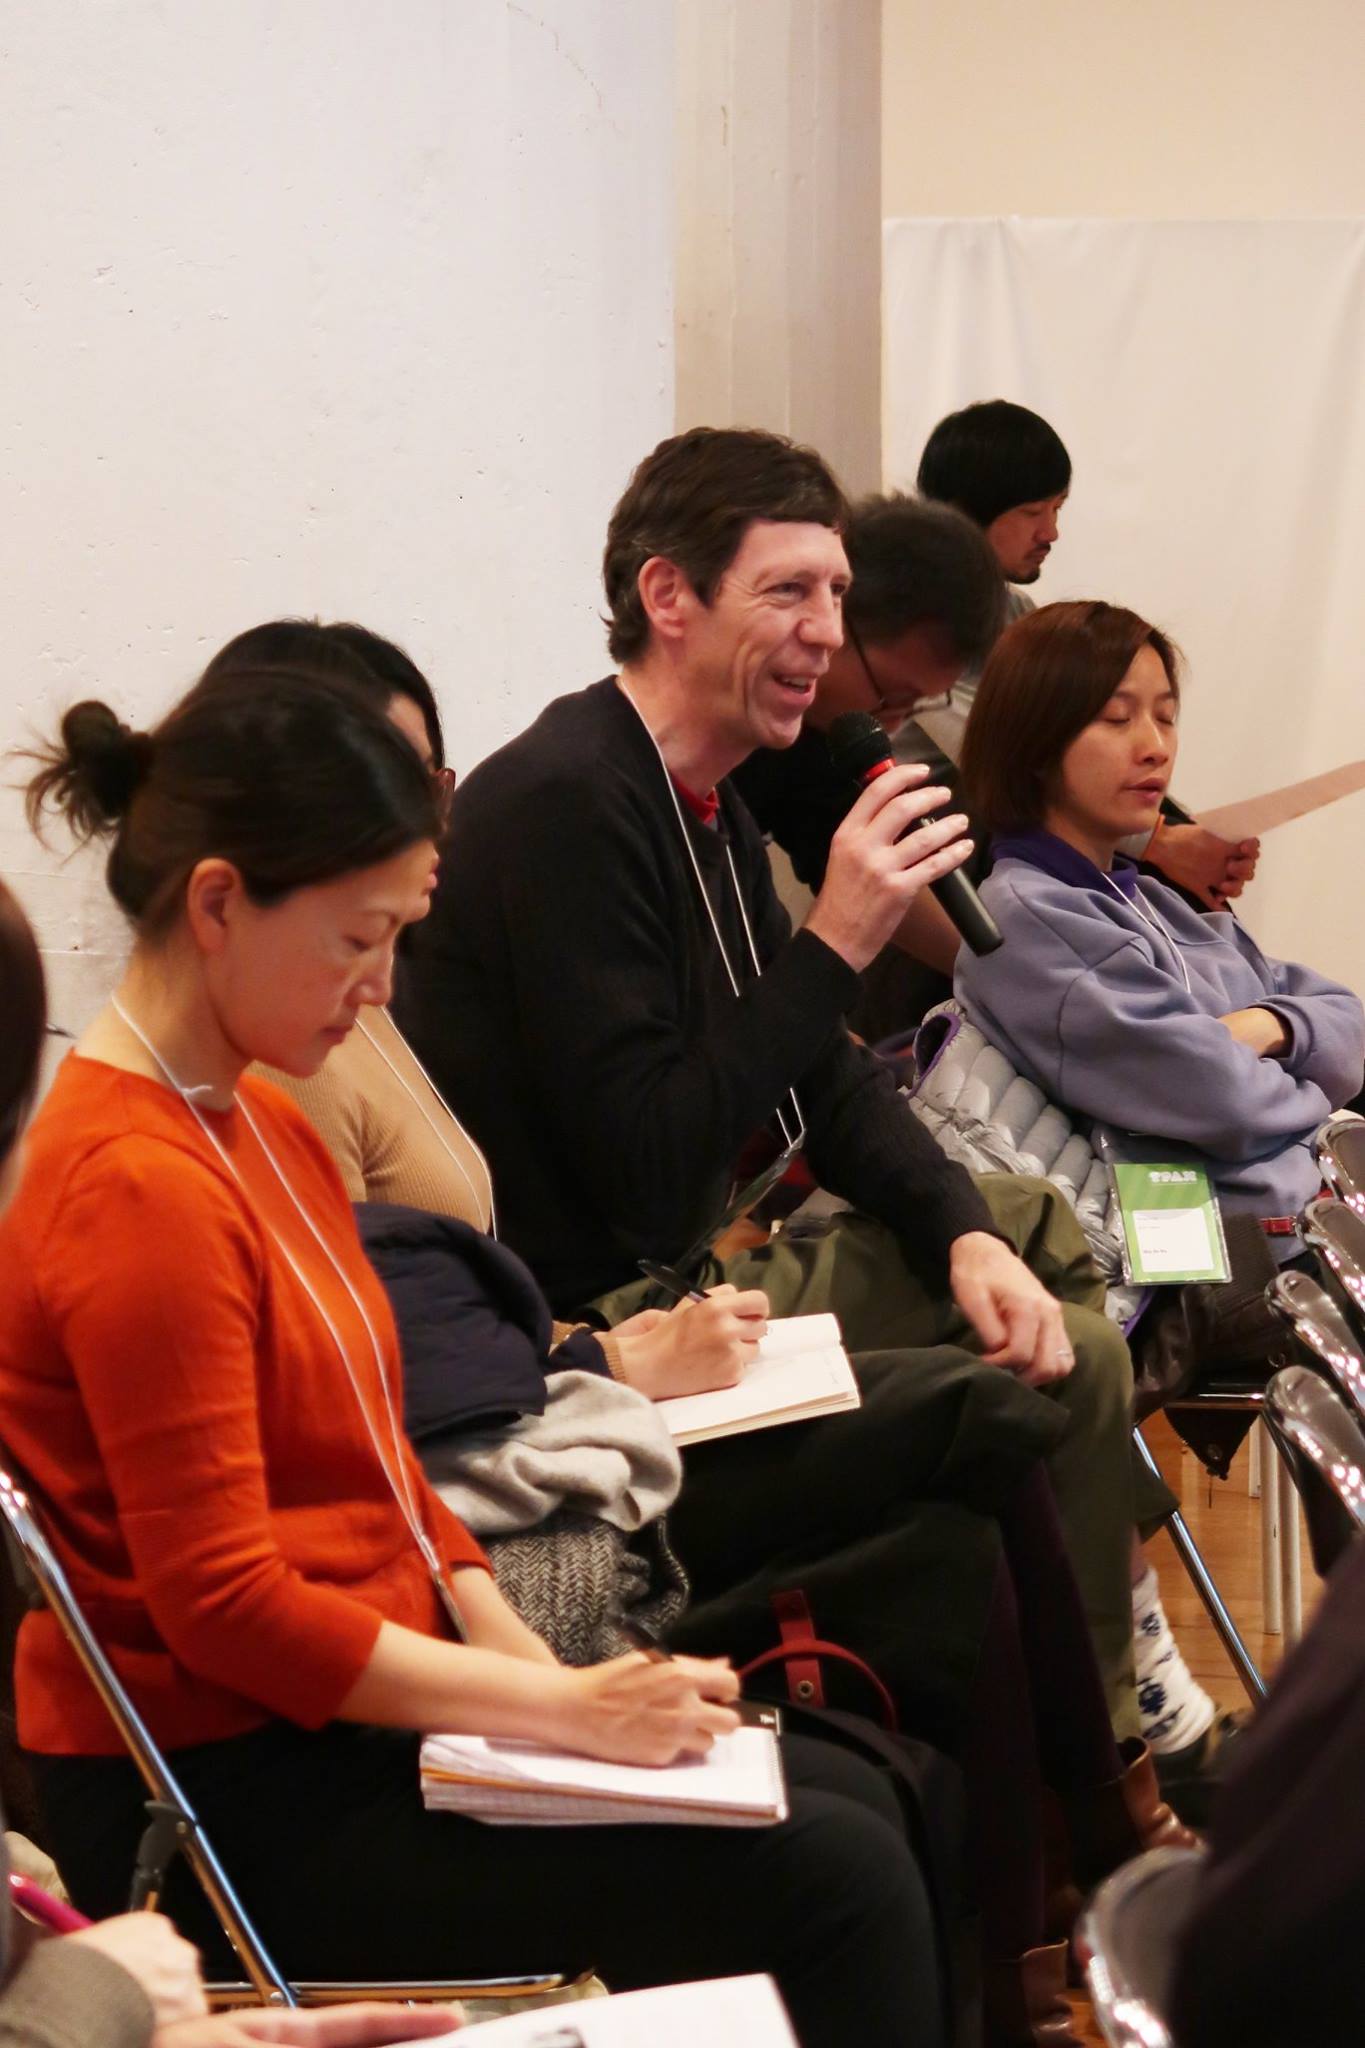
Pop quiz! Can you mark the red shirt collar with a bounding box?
[670,774,720,828]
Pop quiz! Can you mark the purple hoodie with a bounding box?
[954,829,1364,1241]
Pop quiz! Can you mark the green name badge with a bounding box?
[1111,1160,1231,1287]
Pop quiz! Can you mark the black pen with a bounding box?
[637,1256,708,1303]
[621,1620,783,1733]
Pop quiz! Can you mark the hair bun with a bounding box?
[24,700,155,845]
[61,701,154,824]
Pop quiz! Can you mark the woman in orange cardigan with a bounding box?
[0,882,453,2048]
[0,657,943,2048]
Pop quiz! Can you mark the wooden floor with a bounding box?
[1068,1412,1317,2043]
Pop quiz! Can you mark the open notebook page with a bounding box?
[653,1313,859,1446]
[394,1973,798,2047]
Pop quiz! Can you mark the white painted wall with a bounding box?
[883,217,1365,996]
[1,1,674,1029]
[883,0,1365,218]
[880,0,1365,996]
[676,0,882,494]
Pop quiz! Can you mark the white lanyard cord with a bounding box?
[356,1010,497,1238]
[108,998,455,1605]
[1100,873,1193,996]
[616,678,806,1156]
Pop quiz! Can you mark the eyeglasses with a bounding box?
[431,766,458,831]
[846,619,955,722]
[846,620,892,714]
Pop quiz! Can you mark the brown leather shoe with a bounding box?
[1064,1737,1199,1892]
[1119,1737,1201,1853]
[983,1940,1085,2046]
[1152,1707,1247,1826]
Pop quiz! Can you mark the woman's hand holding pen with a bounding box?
[557,1652,741,1766]
[611,1285,769,1400]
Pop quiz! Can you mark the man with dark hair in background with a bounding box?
[399,424,1180,1768]
[907,400,1075,771]
[913,398,1259,909]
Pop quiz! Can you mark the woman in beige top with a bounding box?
[209,619,763,1399]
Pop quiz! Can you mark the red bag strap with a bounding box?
[738,1589,900,1732]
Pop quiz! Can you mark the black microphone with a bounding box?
[826,711,1003,956]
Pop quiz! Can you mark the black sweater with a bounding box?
[396,679,992,1313]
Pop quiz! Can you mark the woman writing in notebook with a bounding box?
[0,886,454,2048]
[0,654,945,2048]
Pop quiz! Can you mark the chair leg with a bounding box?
[1260,1422,1283,1638]
[1276,1443,1304,1644]
[1165,1503,1268,1705]
[174,1818,296,2007]
[1132,1431,1267,1704]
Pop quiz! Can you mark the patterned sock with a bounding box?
[1132,1562,1217,1754]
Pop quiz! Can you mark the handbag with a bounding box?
[739,1590,964,2018]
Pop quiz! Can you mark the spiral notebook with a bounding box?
[420,1724,787,1827]
[653,1312,860,1446]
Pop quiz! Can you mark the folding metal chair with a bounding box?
[0,1467,574,2011]
[1262,1365,1365,1575]
[1300,1194,1365,1332]
[1266,1266,1365,1428]
[1079,1845,1204,2048]
[1313,1113,1365,1217]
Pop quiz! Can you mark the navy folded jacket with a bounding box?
[355,1201,608,1443]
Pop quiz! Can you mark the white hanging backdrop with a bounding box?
[883,217,1365,994]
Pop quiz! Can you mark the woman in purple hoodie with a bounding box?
[954,599,1364,1258]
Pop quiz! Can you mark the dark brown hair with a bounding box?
[917,400,1071,530]
[25,662,439,938]
[844,494,1004,664]
[961,600,1181,832]
[0,882,46,1170]
[602,426,848,663]
[202,619,447,769]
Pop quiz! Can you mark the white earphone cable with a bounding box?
[615,679,805,1155]
[108,995,467,1636]
[356,1010,497,1237]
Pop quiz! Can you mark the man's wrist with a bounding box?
[802,903,872,975]
[950,1228,1008,1262]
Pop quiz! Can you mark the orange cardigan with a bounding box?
[0,1055,490,1756]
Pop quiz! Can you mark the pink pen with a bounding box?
[8,1872,91,1934]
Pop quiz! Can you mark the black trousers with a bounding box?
[670,1345,1062,1748]
[35,1721,943,2048]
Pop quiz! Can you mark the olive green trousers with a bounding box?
[596,1175,1174,1740]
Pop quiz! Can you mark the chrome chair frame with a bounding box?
[1301,1195,1365,1335]
[1262,1365,1365,1573]
[1266,1266,1365,1429]
[0,1467,571,2010]
[1079,1845,1204,2048]
[1313,1114,1365,1217]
